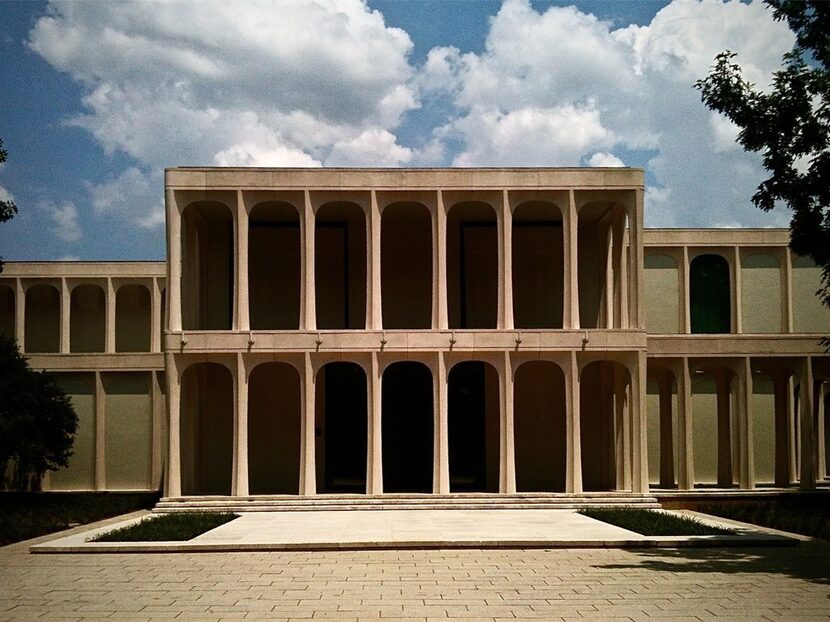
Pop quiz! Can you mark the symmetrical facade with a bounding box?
[1,167,827,499]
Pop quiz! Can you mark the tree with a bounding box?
[0,336,77,491]
[0,138,18,273]
[695,0,830,306]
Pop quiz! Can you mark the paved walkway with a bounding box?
[2,534,830,621]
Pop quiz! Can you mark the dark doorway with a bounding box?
[690,254,731,334]
[382,362,433,492]
[448,361,499,492]
[316,362,367,493]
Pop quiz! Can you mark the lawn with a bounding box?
[0,492,160,546]
[689,496,830,540]
[90,512,237,541]
[580,508,733,536]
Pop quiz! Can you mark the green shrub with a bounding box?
[91,512,237,542]
[580,508,733,536]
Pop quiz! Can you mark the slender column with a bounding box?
[105,278,116,353]
[94,371,106,490]
[235,190,250,331]
[500,351,516,493]
[166,189,182,332]
[299,353,316,495]
[614,365,631,490]
[783,250,793,333]
[367,191,382,330]
[716,370,732,487]
[799,358,815,490]
[367,353,383,494]
[434,191,449,330]
[787,374,798,480]
[499,190,514,330]
[737,357,754,489]
[773,371,792,486]
[565,351,582,493]
[60,278,70,353]
[681,247,691,333]
[658,373,675,488]
[676,358,694,489]
[611,214,625,329]
[631,190,645,329]
[733,247,742,334]
[563,190,580,329]
[151,278,162,352]
[300,190,316,331]
[166,354,182,497]
[816,382,826,481]
[151,370,163,490]
[232,353,249,496]
[604,223,614,329]
[630,351,649,493]
[15,278,24,350]
[434,352,450,493]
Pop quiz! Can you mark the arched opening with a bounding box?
[315,362,367,493]
[316,202,366,329]
[448,202,498,329]
[160,288,167,338]
[50,373,96,490]
[249,201,300,330]
[512,202,564,329]
[103,372,152,490]
[248,362,301,494]
[24,284,60,353]
[580,360,629,491]
[514,361,566,491]
[115,284,151,352]
[448,361,499,492]
[180,362,233,495]
[645,364,678,488]
[577,202,616,329]
[181,201,234,330]
[644,254,680,334]
[70,284,106,353]
[381,202,432,328]
[691,366,735,487]
[382,362,433,492]
[0,284,14,340]
[750,368,776,485]
[741,253,781,333]
[690,254,731,334]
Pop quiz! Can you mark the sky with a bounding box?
[0,0,796,262]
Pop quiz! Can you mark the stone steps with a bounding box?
[155,493,661,513]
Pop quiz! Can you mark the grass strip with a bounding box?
[579,508,733,536]
[693,500,829,540]
[90,512,238,542]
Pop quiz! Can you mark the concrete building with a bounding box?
[1,167,828,502]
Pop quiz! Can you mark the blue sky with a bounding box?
[0,0,795,261]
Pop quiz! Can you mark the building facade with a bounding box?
[1,168,828,500]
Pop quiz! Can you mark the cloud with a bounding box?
[587,152,625,168]
[89,167,166,230]
[0,184,14,204]
[46,201,81,242]
[326,129,413,166]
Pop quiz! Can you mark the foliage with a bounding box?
[0,138,18,273]
[693,497,830,540]
[0,492,160,546]
[91,512,238,542]
[695,1,830,307]
[579,508,733,536]
[0,335,77,491]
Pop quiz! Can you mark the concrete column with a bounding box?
[799,358,815,490]
[232,353,249,496]
[737,357,754,489]
[434,351,450,493]
[151,278,162,352]
[15,278,24,350]
[60,278,70,353]
[716,370,733,487]
[166,189,182,332]
[658,373,675,488]
[631,190,645,329]
[604,223,614,330]
[299,352,316,495]
[676,358,694,489]
[614,364,631,491]
[733,247,742,334]
[500,351,516,493]
[816,382,826,481]
[94,371,106,491]
[367,353,383,494]
[105,278,116,353]
[367,191,382,330]
[681,247,691,334]
[630,351,649,493]
[783,250,793,333]
[788,374,798,481]
[773,371,793,486]
[151,370,163,490]
[301,190,316,331]
[563,190,580,329]
[499,190,514,330]
[166,354,182,497]
[565,351,582,493]
[611,213,625,329]
[235,190,250,332]
[434,191,449,330]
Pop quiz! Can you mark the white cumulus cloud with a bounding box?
[46,201,82,242]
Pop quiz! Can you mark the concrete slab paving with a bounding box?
[29,509,793,553]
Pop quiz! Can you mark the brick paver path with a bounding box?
[1,541,829,620]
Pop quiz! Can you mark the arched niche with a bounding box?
[0,283,14,340]
[644,254,679,334]
[70,284,106,353]
[116,284,151,352]
[741,253,781,334]
[24,283,60,353]
[690,254,731,334]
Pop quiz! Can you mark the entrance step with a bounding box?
[155,493,661,513]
